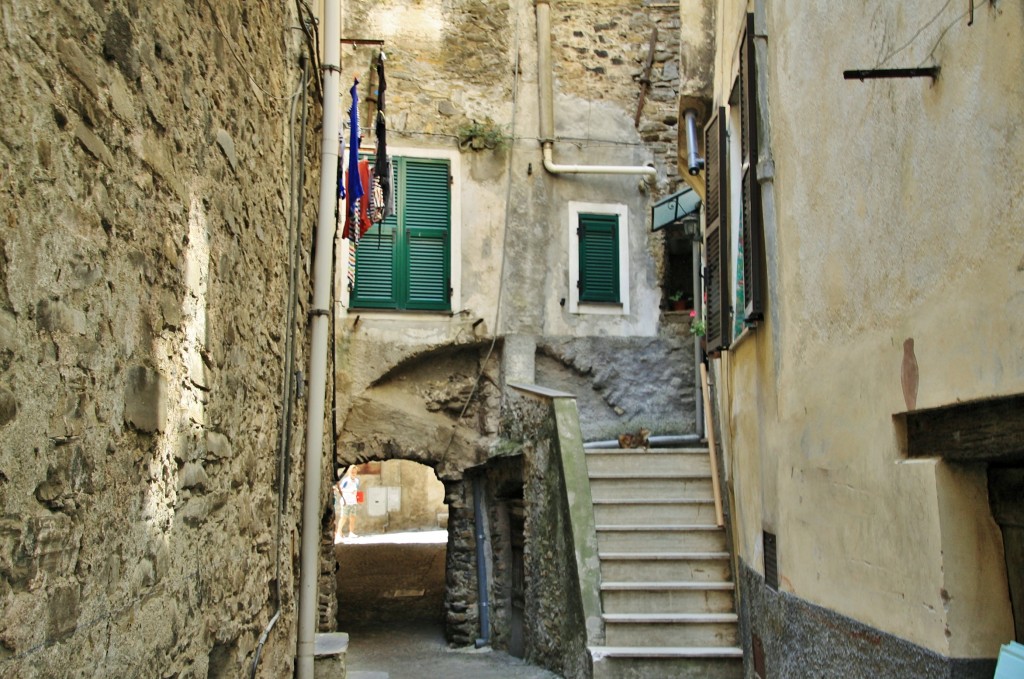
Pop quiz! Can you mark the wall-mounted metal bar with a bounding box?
[341,38,385,45]
[843,67,940,81]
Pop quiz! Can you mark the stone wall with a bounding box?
[537,335,697,440]
[497,391,590,678]
[0,2,324,677]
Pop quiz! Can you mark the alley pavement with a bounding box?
[337,531,561,679]
[343,619,562,679]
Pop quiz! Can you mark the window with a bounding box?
[568,202,629,315]
[704,12,765,353]
[350,156,452,311]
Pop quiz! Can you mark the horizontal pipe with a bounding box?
[583,434,702,450]
[542,144,657,177]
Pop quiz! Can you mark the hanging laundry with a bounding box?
[337,131,346,202]
[345,78,364,242]
[373,52,392,222]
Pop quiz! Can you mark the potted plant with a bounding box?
[689,310,706,338]
[668,290,688,311]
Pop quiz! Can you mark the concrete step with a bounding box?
[596,524,728,552]
[601,581,736,615]
[589,474,714,501]
[603,613,739,647]
[593,499,718,525]
[599,552,732,582]
[585,448,711,475]
[590,647,743,679]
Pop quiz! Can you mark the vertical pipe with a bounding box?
[473,476,491,647]
[296,0,341,676]
[684,109,702,175]
[535,0,554,144]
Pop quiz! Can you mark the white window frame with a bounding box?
[567,201,629,316]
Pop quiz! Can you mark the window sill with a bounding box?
[574,302,626,316]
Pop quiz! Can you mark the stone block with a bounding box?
[36,299,88,335]
[0,309,17,352]
[216,129,237,172]
[124,365,167,433]
[0,388,16,427]
[177,462,209,491]
[59,39,101,100]
[103,9,139,82]
[46,581,81,642]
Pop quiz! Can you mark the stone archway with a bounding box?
[334,344,502,644]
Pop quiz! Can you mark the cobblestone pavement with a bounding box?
[343,619,562,679]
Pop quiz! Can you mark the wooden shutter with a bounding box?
[401,158,451,310]
[704,108,729,353]
[578,213,620,303]
[740,13,765,322]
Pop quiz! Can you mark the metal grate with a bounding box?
[764,530,778,591]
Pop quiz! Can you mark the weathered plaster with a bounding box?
[712,0,1024,666]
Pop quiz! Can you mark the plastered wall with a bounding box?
[712,0,1023,663]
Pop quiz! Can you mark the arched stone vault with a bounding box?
[334,343,502,644]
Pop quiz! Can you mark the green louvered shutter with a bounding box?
[578,213,619,303]
[351,220,399,308]
[401,158,451,310]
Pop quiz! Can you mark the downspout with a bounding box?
[473,476,490,648]
[535,0,656,179]
[296,0,340,677]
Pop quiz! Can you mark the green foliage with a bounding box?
[457,118,510,151]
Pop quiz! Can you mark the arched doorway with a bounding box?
[334,459,448,627]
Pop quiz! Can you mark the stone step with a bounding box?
[601,581,736,615]
[596,524,728,552]
[590,647,743,679]
[585,448,711,475]
[593,499,718,525]
[603,613,739,647]
[589,474,714,501]
[599,552,732,582]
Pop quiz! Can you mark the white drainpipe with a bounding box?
[535,0,656,179]
[296,0,341,677]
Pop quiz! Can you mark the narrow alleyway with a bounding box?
[336,531,560,678]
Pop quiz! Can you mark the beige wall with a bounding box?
[712,0,1022,659]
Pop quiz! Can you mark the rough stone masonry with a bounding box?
[0,2,324,677]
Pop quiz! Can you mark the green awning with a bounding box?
[651,186,701,232]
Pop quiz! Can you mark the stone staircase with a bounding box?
[586,445,743,679]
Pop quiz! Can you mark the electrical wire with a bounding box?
[203,0,303,104]
[439,18,522,461]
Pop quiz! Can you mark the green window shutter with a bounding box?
[351,222,398,309]
[350,155,451,311]
[401,158,451,310]
[578,213,620,303]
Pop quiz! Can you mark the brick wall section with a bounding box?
[0,2,323,677]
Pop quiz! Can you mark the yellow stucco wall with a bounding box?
[713,0,1022,659]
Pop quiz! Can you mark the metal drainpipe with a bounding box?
[535,0,656,179]
[295,0,341,676]
[473,476,491,648]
